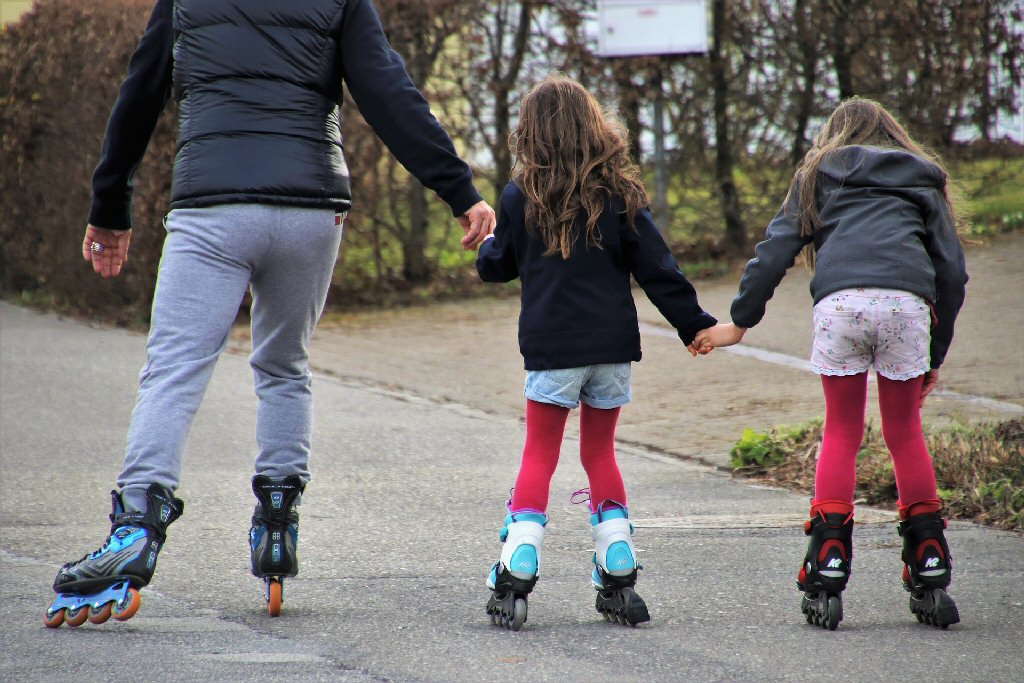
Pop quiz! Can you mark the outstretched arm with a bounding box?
[338,0,487,237]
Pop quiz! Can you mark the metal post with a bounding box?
[652,69,668,232]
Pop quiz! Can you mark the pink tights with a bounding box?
[814,373,938,507]
[510,400,628,512]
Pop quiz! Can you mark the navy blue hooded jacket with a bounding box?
[477,182,717,371]
[90,0,482,229]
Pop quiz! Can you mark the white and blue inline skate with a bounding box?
[590,501,650,626]
[249,474,304,616]
[486,510,547,631]
[45,483,184,628]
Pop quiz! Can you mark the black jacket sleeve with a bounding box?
[730,185,811,328]
[89,0,173,229]
[338,0,482,216]
[920,188,968,368]
[476,184,520,282]
[624,208,717,344]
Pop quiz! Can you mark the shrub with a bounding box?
[0,0,176,324]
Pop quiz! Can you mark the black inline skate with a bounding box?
[898,504,959,629]
[590,502,649,626]
[46,483,184,628]
[249,474,304,616]
[486,510,547,631]
[797,501,853,631]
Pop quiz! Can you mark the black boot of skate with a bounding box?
[797,501,853,631]
[46,483,184,628]
[250,474,304,616]
[898,505,959,629]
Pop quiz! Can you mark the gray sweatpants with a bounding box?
[118,204,343,512]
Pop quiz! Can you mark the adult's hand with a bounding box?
[83,225,132,278]
[458,200,496,250]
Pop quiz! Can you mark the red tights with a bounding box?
[510,400,627,513]
[814,373,938,508]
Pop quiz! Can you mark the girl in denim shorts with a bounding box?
[696,98,968,630]
[475,75,717,630]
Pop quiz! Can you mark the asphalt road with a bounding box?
[1,301,1022,683]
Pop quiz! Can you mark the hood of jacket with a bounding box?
[818,146,946,191]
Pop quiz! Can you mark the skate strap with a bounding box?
[252,476,304,521]
[506,511,548,526]
[898,513,948,546]
[590,500,629,524]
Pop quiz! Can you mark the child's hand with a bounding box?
[694,323,746,350]
[685,341,714,357]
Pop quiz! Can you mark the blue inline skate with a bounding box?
[249,475,304,616]
[45,483,184,628]
[589,502,649,626]
[486,510,547,631]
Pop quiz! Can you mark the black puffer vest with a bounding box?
[170,0,352,211]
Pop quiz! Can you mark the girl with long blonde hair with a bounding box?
[697,97,968,631]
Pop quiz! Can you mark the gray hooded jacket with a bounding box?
[730,145,967,369]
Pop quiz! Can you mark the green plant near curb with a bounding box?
[730,421,822,470]
[729,418,1024,531]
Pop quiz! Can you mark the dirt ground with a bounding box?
[233,231,1024,471]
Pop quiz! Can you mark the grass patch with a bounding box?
[730,418,1024,531]
[949,156,1024,237]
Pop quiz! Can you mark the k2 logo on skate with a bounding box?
[827,558,843,569]
[925,557,940,568]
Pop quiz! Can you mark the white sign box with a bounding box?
[597,0,709,57]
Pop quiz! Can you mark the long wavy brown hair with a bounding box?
[787,97,962,268]
[511,74,648,258]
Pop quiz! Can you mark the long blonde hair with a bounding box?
[787,97,961,268]
[511,74,648,258]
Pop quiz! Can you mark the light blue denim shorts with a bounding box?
[811,288,931,381]
[524,363,632,409]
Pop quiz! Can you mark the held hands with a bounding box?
[82,225,132,278]
[690,322,747,357]
[458,200,497,250]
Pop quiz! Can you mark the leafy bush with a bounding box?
[0,0,176,324]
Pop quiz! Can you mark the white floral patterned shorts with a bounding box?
[810,288,931,381]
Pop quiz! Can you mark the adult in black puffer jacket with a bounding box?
[53,0,496,624]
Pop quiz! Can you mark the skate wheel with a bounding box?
[112,588,141,621]
[825,595,841,631]
[509,597,527,632]
[88,601,113,625]
[43,607,66,629]
[267,579,283,617]
[64,605,89,627]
